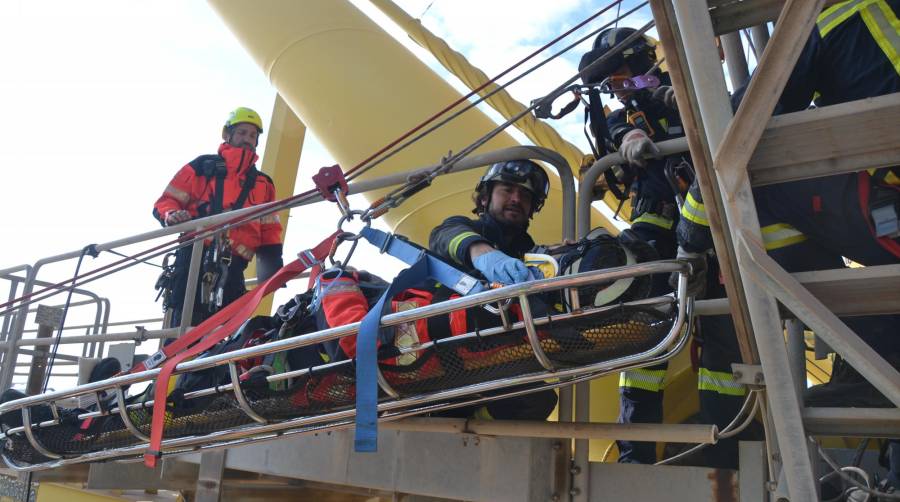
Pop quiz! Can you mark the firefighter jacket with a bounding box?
[428,213,535,276]
[606,71,685,228]
[153,142,283,261]
[678,0,900,253]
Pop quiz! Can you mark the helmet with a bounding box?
[578,27,657,85]
[476,159,550,213]
[223,107,264,135]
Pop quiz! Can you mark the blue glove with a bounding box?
[473,250,531,285]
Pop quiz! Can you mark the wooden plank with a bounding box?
[710,0,842,35]
[749,93,900,186]
[794,264,900,317]
[803,407,900,438]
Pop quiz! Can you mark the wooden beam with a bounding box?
[803,407,900,438]
[749,93,900,186]
[686,0,826,498]
[710,0,842,35]
[740,236,900,408]
[648,0,759,363]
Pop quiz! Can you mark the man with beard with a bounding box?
[428,159,558,419]
[153,107,284,328]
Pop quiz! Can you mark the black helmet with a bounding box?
[578,27,656,85]
[475,159,550,213]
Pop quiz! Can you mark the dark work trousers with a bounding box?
[617,217,677,463]
[168,245,249,329]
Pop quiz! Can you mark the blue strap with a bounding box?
[360,227,485,296]
[355,253,430,452]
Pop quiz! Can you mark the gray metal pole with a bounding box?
[721,32,750,89]
[749,25,771,60]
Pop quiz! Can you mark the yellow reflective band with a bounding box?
[817,0,878,37]
[448,231,480,264]
[761,223,807,251]
[619,368,667,392]
[860,1,900,76]
[633,212,674,230]
[697,368,746,397]
[680,191,709,227]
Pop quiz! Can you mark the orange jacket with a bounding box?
[153,143,283,260]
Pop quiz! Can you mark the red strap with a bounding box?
[858,172,900,259]
[142,232,338,467]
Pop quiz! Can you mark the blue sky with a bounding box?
[0,0,672,386]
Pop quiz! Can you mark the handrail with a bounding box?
[576,137,689,239]
[1,265,691,470]
[0,260,687,415]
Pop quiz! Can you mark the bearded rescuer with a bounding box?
[153,107,283,328]
[429,159,558,420]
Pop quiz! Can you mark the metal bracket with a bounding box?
[731,363,765,386]
[549,440,570,502]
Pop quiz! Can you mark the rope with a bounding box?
[0,1,648,315]
[41,244,98,393]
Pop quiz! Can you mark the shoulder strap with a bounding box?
[232,167,259,210]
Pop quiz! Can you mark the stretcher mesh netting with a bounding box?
[2,303,675,466]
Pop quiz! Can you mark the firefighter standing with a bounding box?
[153,107,284,327]
[676,0,900,489]
[578,27,753,467]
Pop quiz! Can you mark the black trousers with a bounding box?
[168,245,249,328]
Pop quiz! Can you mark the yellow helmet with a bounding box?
[223,107,264,134]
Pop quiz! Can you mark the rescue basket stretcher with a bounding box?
[0,260,691,471]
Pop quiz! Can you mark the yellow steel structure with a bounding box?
[207,0,604,246]
[367,0,617,232]
[247,94,307,315]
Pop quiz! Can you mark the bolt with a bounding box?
[766,481,778,492]
[570,466,582,475]
[754,373,764,384]
[733,371,743,380]
[771,452,781,462]
[550,494,560,502]
[569,488,581,496]
[552,442,561,451]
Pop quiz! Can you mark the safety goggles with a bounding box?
[483,160,550,200]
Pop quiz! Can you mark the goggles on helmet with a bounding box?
[478,160,550,212]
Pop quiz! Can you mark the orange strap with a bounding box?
[142,231,338,467]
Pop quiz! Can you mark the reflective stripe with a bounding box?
[761,223,807,251]
[697,368,746,397]
[232,243,254,260]
[860,1,900,76]
[680,191,709,227]
[260,214,280,225]
[633,212,674,230]
[448,231,480,264]
[817,0,877,37]
[163,185,190,204]
[619,368,667,392]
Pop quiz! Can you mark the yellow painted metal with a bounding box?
[36,483,126,502]
[247,94,307,314]
[207,0,596,246]
[367,0,618,232]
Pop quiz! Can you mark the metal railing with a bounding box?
[0,260,691,470]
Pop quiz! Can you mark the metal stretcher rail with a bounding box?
[0,260,690,470]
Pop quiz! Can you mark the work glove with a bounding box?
[619,129,660,168]
[669,247,708,298]
[652,85,677,110]
[473,250,531,285]
[164,210,192,226]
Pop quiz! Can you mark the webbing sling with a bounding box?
[138,231,338,467]
[354,227,486,452]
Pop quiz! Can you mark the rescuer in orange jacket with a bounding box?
[153,107,284,327]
